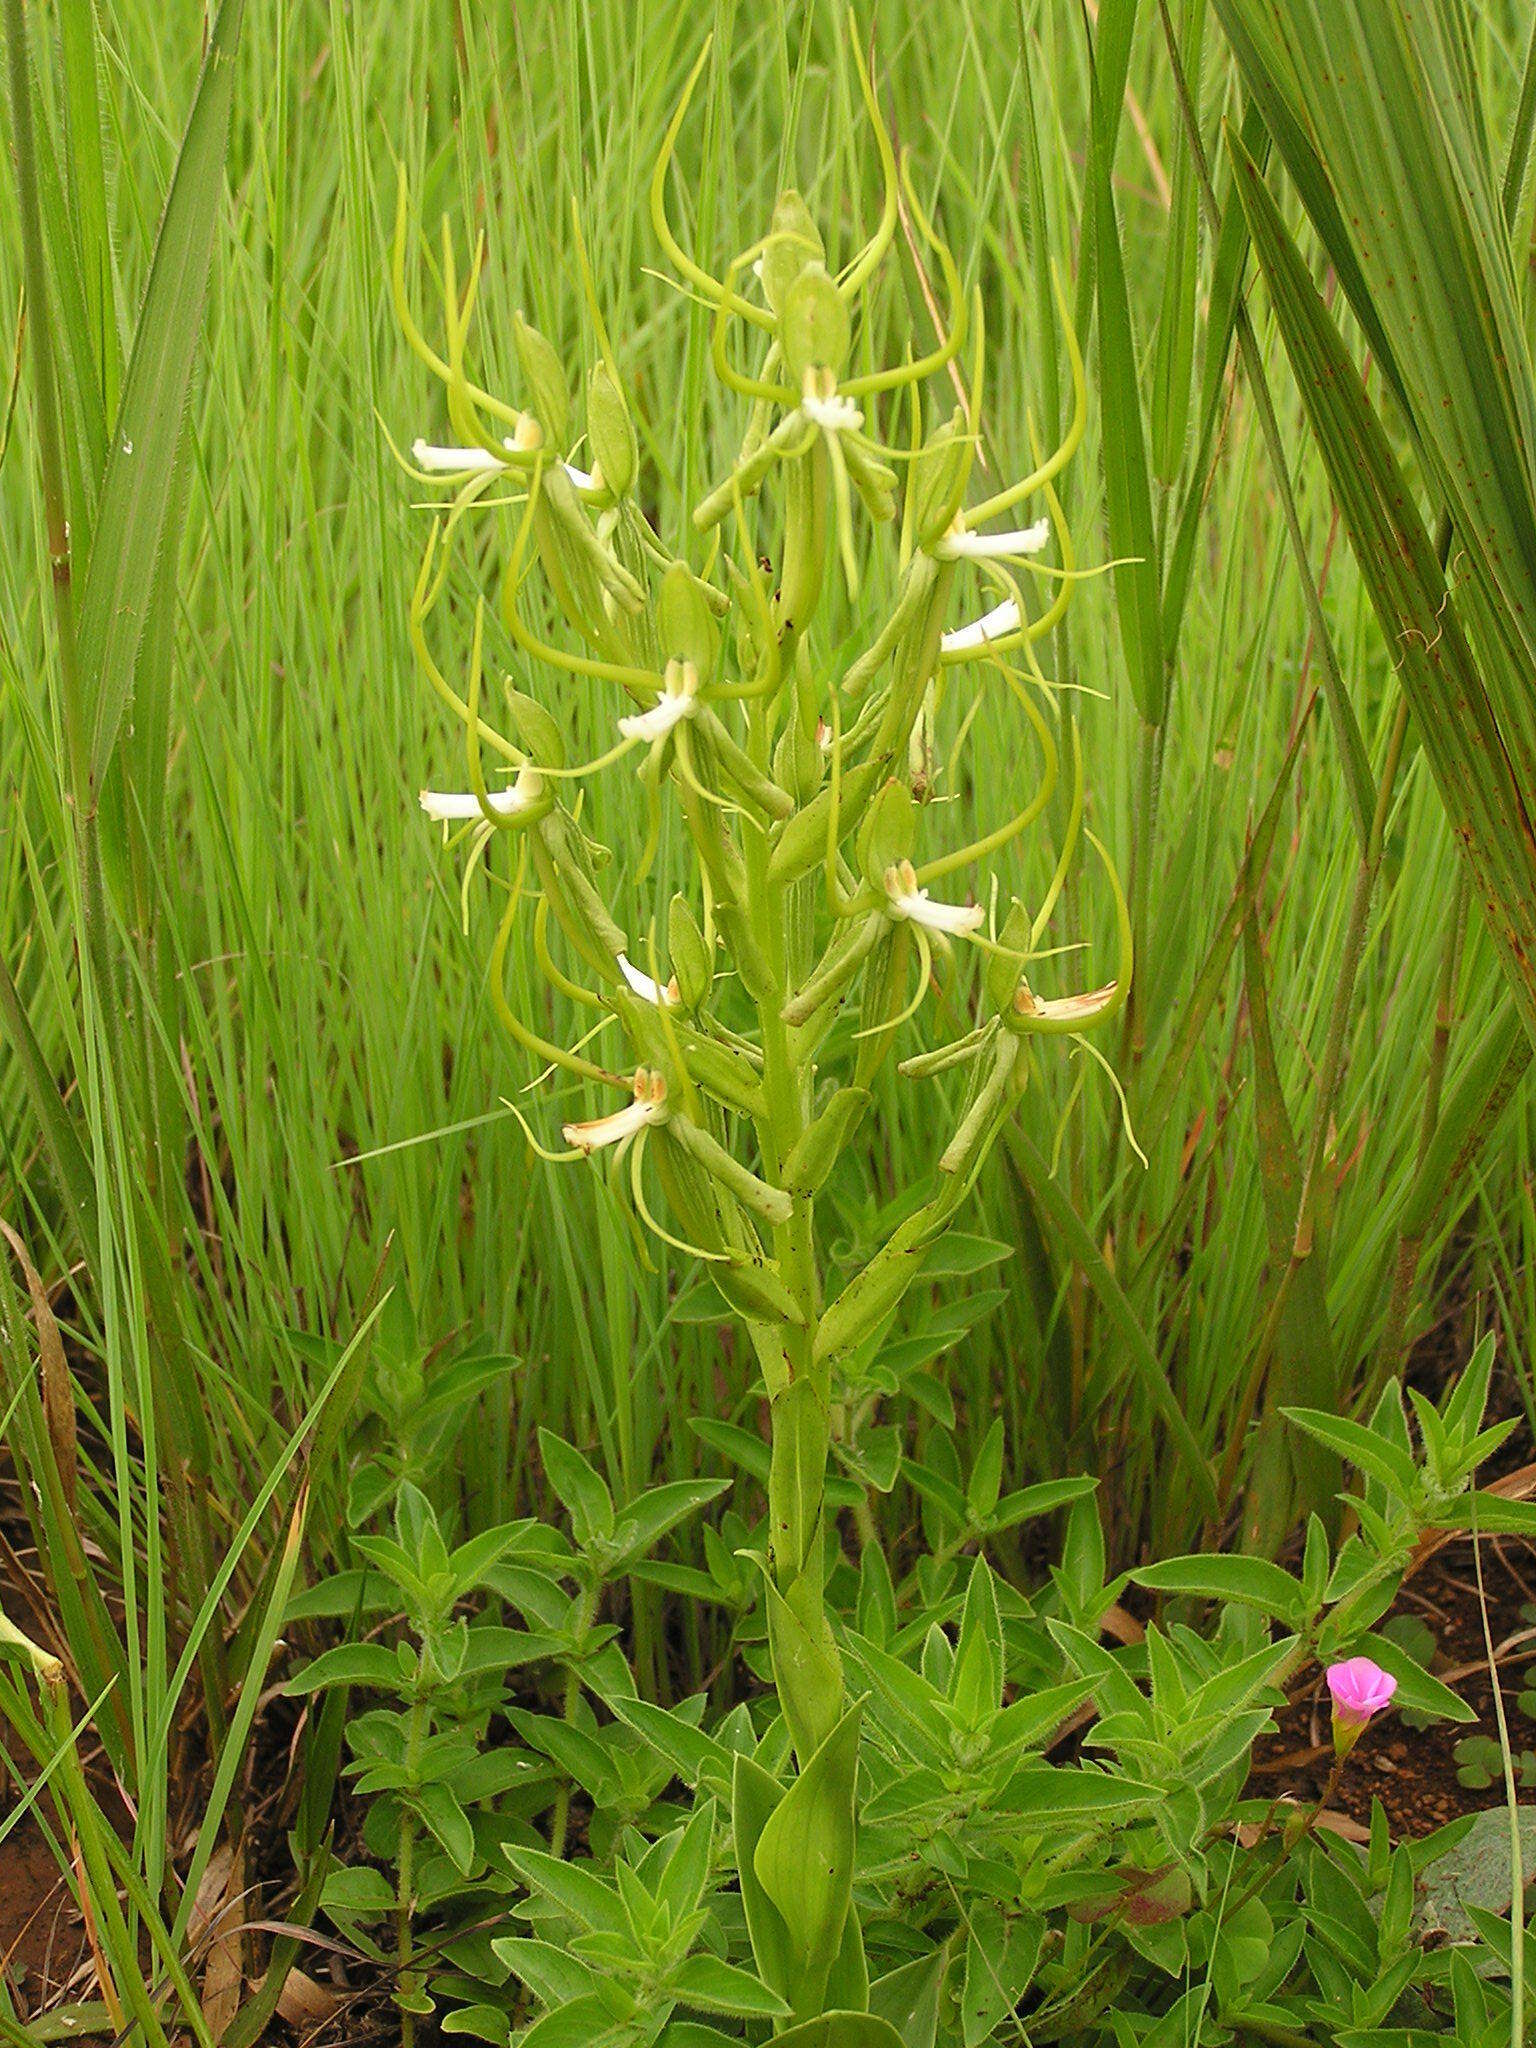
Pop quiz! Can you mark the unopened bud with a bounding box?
[657,562,719,675]
[779,264,851,385]
[760,190,825,315]
[587,361,636,499]
[910,409,973,552]
[513,312,569,446]
[668,894,712,1012]
[857,778,916,893]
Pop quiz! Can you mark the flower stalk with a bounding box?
[396,15,1125,2021]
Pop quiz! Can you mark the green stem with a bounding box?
[396,1675,429,2048]
[549,1581,599,1858]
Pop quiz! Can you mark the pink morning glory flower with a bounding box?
[1326,1657,1397,1754]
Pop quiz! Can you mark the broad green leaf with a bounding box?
[769,2017,905,2048]
[754,1700,863,2019]
[670,1954,788,2020]
[731,1749,794,2005]
[285,1641,404,1694]
[1133,1552,1304,1618]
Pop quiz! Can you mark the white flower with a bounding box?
[801,390,864,435]
[619,660,699,744]
[413,437,516,475]
[940,597,1021,654]
[563,1068,669,1153]
[410,430,596,492]
[884,858,983,935]
[933,518,1050,561]
[617,953,679,1006]
[800,366,864,436]
[419,768,542,823]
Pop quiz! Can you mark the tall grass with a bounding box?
[1,0,1534,2023]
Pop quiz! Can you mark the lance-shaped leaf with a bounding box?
[80,0,245,781]
[1228,126,1536,1044]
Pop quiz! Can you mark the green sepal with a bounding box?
[658,561,719,673]
[761,191,825,315]
[669,894,712,1011]
[782,1087,871,1195]
[712,1256,805,1328]
[780,264,851,383]
[856,779,915,892]
[985,901,1031,1014]
[587,360,637,498]
[506,688,566,770]
[769,759,885,886]
[513,311,569,444]
[909,408,972,551]
[678,1032,766,1117]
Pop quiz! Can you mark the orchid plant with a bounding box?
[394,17,1128,2033]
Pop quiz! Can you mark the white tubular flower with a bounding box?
[884,858,984,936]
[617,953,680,1006]
[413,437,515,474]
[563,1068,669,1153]
[419,768,542,823]
[933,517,1051,561]
[940,597,1021,655]
[411,419,596,490]
[619,659,700,744]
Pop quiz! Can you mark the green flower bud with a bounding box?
[513,312,569,446]
[781,1086,870,1196]
[657,561,719,674]
[779,264,851,385]
[985,900,1031,1015]
[506,687,566,769]
[910,408,973,551]
[761,190,825,316]
[857,777,916,893]
[587,360,636,499]
[773,717,825,805]
[668,893,712,1012]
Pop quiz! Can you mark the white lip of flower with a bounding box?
[419,767,542,822]
[563,1068,669,1153]
[411,427,596,492]
[617,953,679,1006]
[940,597,1022,654]
[933,517,1051,561]
[800,366,863,435]
[884,859,984,935]
[618,660,700,744]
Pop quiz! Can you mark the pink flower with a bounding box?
[1326,1657,1397,1752]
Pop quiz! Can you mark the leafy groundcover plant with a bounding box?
[285,24,1536,2047]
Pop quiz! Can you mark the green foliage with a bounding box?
[291,1355,1532,2042]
